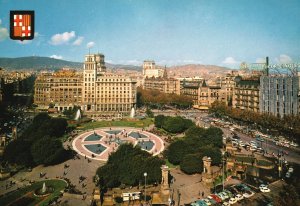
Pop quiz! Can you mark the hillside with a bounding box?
[167,64,231,78]
[0,56,142,71]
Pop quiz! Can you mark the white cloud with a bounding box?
[222,57,239,64]
[255,57,266,64]
[275,54,292,64]
[0,19,8,41]
[73,36,84,46]
[50,31,76,45]
[50,55,63,59]
[86,41,95,48]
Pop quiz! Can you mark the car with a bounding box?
[260,186,270,193]
[222,202,230,206]
[286,172,291,178]
[229,197,237,204]
[209,194,222,203]
[194,200,208,206]
[220,191,229,199]
[249,147,257,151]
[235,194,244,201]
[227,188,238,196]
[202,199,212,206]
[288,167,294,173]
[256,137,264,142]
[259,184,267,190]
[217,192,227,201]
[224,190,233,198]
[243,190,255,198]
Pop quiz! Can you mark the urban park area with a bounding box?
[0,105,300,206]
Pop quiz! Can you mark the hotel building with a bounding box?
[34,54,137,119]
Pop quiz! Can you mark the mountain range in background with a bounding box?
[0,56,232,77]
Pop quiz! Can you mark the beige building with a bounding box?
[179,80,227,110]
[142,60,166,78]
[34,69,83,111]
[232,76,260,112]
[34,54,137,119]
[143,77,180,94]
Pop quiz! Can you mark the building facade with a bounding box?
[142,60,166,78]
[260,76,299,117]
[143,77,180,94]
[34,69,83,111]
[34,54,137,119]
[232,77,260,112]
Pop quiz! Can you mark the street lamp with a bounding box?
[222,151,225,191]
[144,172,147,204]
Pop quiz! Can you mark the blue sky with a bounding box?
[0,0,299,68]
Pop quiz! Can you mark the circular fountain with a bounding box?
[34,182,54,197]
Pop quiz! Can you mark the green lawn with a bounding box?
[0,179,67,206]
[78,118,154,130]
[165,159,177,168]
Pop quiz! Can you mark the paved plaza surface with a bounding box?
[72,127,164,161]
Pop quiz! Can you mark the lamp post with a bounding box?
[144,172,147,205]
[222,151,225,191]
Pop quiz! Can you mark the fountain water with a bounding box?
[41,182,47,194]
[74,109,81,121]
[130,107,135,118]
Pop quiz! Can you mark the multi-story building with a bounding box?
[217,72,237,106]
[232,76,260,112]
[34,54,137,119]
[180,80,227,110]
[260,75,299,117]
[34,69,83,111]
[142,60,166,78]
[143,77,180,94]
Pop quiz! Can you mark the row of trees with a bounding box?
[96,144,164,188]
[3,113,71,166]
[137,88,193,109]
[209,101,300,142]
[154,115,194,133]
[165,126,223,174]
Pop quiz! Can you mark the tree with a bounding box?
[154,115,165,128]
[31,136,66,165]
[3,139,33,166]
[162,116,194,133]
[166,140,189,165]
[146,108,154,118]
[180,154,203,174]
[96,144,164,188]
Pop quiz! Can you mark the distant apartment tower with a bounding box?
[232,77,260,112]
[142,60,166,78]
[260,76,299,118]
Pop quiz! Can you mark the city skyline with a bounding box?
[0,0,299,68]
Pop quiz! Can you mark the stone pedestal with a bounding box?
[202,156,213,185]
[160,165,170,196]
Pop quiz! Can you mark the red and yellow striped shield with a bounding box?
[10,10,35,41]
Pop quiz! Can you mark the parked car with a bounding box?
[209,194,222,203]
[288,167,294,173]
[259,184,270,193]
[243,190,255,198]
[194,200,208,206]
[286,172,291,178]
[203,198,212,206]
[235,194,244,201]
[229,197,237,204]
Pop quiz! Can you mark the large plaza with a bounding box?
[72,127,165,161]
